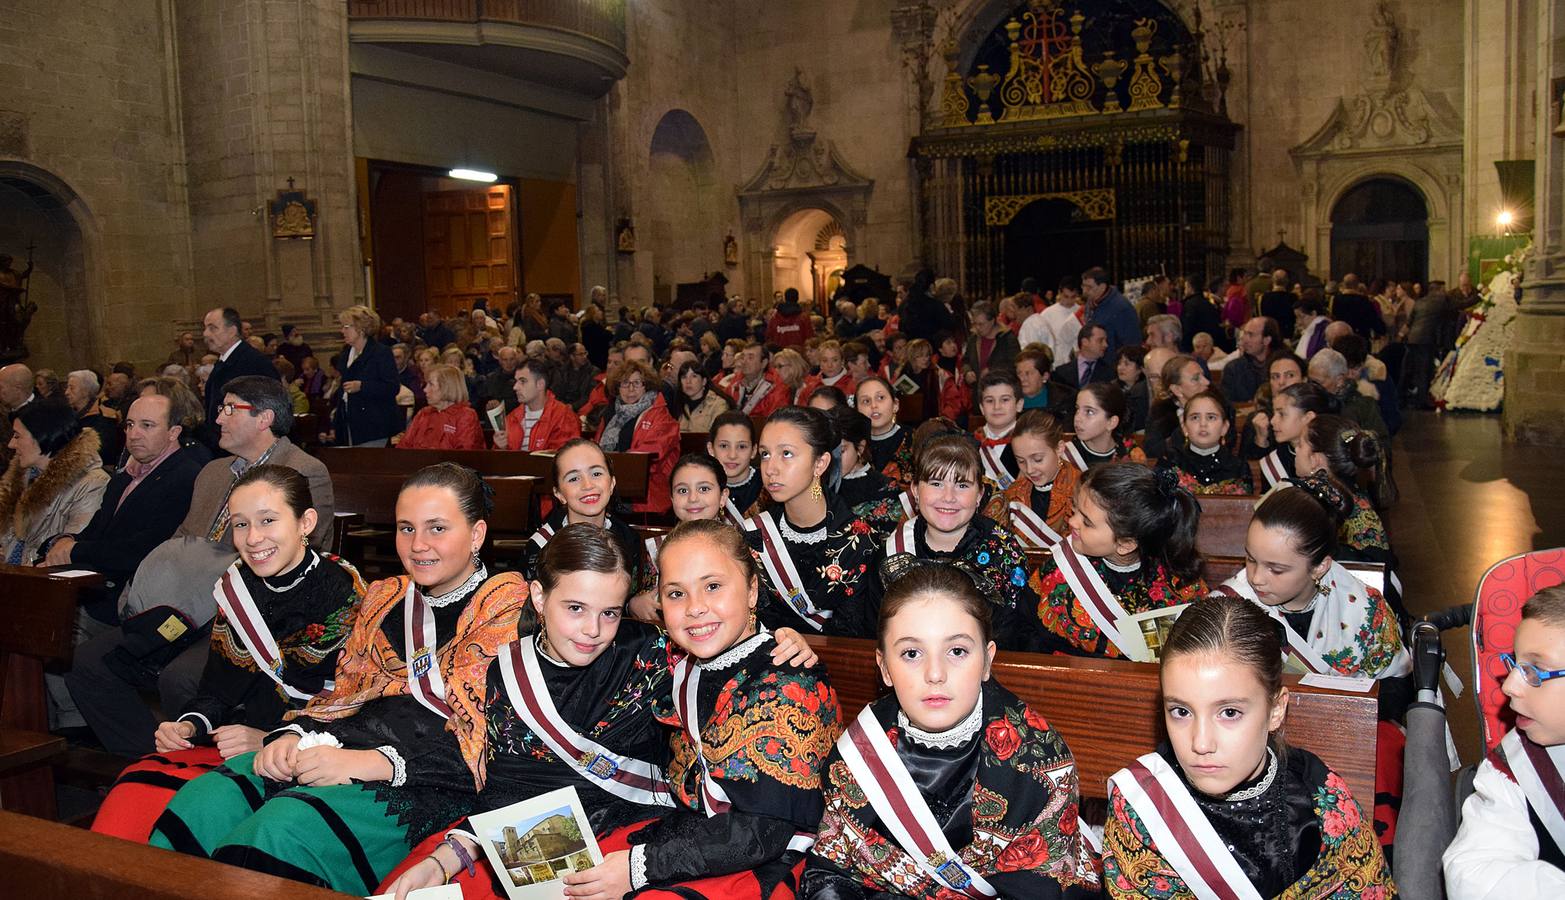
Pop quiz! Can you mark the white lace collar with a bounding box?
[1189,442,1221,457]
[423,564,489,607]
[727,467,756,489]
[898,697,984,750]
[842,464,872,480]
[1103,556,1142,574]
[872,423,901,441]
[778,509,829,544]
[698,628,772,671]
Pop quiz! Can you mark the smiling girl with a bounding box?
[999,409,1079,549]
[745,406,883,638]
[885,434,1039,648]
[1028,462,1206,658]
[1063,382,1146,472]
[803,561,1099,899]
[628,453,743,620]
[91,465,367,843]
[519,438,646,591]
[1103,594,1393,898]
[150,464,528,894]
[1157,390,1253,495]
[378,523,821,899]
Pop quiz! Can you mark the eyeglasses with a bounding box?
[1499,652,1565,687]
[620,380,645,390]
[218,402,256,417]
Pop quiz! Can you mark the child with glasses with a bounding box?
[1444,584,1565,895]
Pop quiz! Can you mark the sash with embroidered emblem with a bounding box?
[1109,752,1265,900]
[979,443,1014,490]
[402,580,454,718]
[213,559,332,702]
[1503,729,1565,854]
[499,639,674,807]
[836,705,998,898]
[745,511,831,631]
[1051,541,1146,661]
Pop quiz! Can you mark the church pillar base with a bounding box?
[1503,278,1565,445]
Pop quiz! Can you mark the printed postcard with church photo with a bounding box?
[468,786,603,900]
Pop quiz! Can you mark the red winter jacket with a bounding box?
[504,393,581,452]
[399,403,485,450]
[595,393,679,514]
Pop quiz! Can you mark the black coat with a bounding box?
[1049,355,1114,418]
[331,340,404,445]
[899,290,959,344]
[201,341,280,448]
[1332,293,1387,339]
[1180,293,1225,352]
[70,444,206,623]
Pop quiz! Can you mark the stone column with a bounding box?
[1504,0,1565,444]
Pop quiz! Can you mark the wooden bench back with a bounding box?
[679,431,709,457]
[314,447,652,503]
[808,636,1379,803]
[0,810,354,899]
[1195,493,1259,558]
[0,565,88,665]
[329,473,536,535]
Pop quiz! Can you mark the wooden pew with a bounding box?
[679,431,709,456]
[1195,493,1259,558]
[808,636,1380,804]
[0,565,104,818]
[313,447,652,504]
[329,473,537,568]
[0,809,354,898]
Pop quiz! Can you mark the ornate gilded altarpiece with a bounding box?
[912,0,1239,296]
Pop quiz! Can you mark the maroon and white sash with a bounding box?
[670,638,815,852]
[212,559,330,702]
[1503,729,1565,852]
[978,443,1014,490]
[740,378,775,414]
[897,491,914,519]
[885,519,918,557]
[498,639,674,807]
[1260,450,1288,490]
[402,581,454,718]
[1007,501,1062,549]
[1061,441,1089,472]
[722,498,746,528]
[1051,541,1145,661]
[643,535,663,578]
[837,706,997,898]
[745,512,831,631]
[529,520,557,550]
[1109,753,1264,900]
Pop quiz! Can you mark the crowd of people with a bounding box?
[3,259,1554,899]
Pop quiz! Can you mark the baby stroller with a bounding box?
[1393,548,1565,897]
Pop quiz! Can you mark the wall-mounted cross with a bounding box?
[286,177,296,190]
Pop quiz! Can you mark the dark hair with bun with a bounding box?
[763,406,839,469]
[1251,474,1354,566]
[1079,461,1202,581]
[400,462,493,525]
[535,522,630,594]
[1276,381,1338,417]
[878,561,993,648]
[1304,414,1395,507]
[232,464,314,520]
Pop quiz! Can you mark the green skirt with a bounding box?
[149,751,417,894]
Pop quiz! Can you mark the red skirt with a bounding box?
[377,819,803,899]
[1374,719,1405,849]
[91,747,226,843]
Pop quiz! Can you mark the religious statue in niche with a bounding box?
[270,178,317,240]
[0,245,37,363]
[616,219,636,253]
[785,68,814,136]
[723,233,739,266]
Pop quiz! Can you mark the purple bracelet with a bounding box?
[444,835,477,878]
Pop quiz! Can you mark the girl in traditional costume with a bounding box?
[1143,354,1210,461]
[1028,462,1207,659]
[1102,594,1395,898]
[745,405,884,638]
[1063,382,1147,472]
[1238,354,1305,464]
[802,559,1101,899]
[1253,382,1334,493]
[883,433,1038,650]
[577,518,841,898]
[1444,584,1565,895]
[1297,416,1394,566]
[628,452,746,620]
[1157,390,1254,495]
[857,376,912,485]
[378,522,820,899]
[708,410,763,515]
[827,404,906,536]
[518,438,647,589]
[149,463,529,894]
[91,466,367,843]
[998,409,1080,551]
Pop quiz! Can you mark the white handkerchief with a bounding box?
[296,731,345,750]
[1299,673,1376,694]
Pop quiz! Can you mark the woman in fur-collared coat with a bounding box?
[0,402,109,565]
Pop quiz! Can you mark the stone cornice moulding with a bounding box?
[348,44,595,121]
[347,19,629,79]
[1291,86,1464,161]
[738,135,875,198]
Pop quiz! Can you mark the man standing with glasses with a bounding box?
[199,307,278,452]
[65,376,336,757]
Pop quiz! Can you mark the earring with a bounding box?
[300,535,308,547]
[810,480,823,502]
[747,607,757,630]
[472,552,482,569]
[1312,575,1328,597]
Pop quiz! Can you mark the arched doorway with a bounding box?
[0,166,95,370]
[771,207,845,313]
[1330,178,1428,282]
[648,110,721,305]
[1003,198,1109,295]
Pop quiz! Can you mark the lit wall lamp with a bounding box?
[449,168,498,183]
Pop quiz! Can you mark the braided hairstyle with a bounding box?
[1079,461,1202,581]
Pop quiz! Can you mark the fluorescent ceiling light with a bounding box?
[449,168,498,182]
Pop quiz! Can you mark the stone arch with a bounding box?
[770,206,848,312]
[646,110,722,302]
[1328,177,1429,281]
[1306,159,1455,284]
[0,159,102,369]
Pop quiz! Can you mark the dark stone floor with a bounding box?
[1384,410,1565,763]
